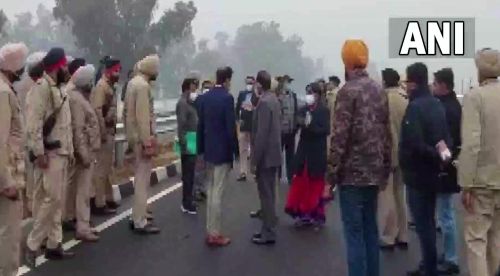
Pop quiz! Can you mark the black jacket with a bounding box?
[235,90,254,132]
[294,103,330,178]
[399,87,451,192]
[435,92,462,194]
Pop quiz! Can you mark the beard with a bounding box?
[56,69,69,86]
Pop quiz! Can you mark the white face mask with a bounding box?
[246,84,253,91]
[202,88,209,94]
[189,92,198,102]
[305,94,315,105]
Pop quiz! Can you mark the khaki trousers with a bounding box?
[25,153,35,215]
[65,162,95,234]
[94,134,114,208]
[0,196,22,276]
[464,188,500,276]
[377,169,408,244]
[27,154,69,250]
[238,131,251,176]
[206,163,230,235]
[132,147,152,228]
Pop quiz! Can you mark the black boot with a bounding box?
[44,245,75,260]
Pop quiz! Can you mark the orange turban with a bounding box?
[341,39,369,70]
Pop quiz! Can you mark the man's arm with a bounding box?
[92,82,107,137]
[0,91,14,190]
[458,92,481,189]
[405,103,441,159]
[225,95,238,159]
[251,101,271,167]
[197,98,205,155]
[26,82,48,157]
[235,92,243,121]
[70,98,90,165]
[135,84,152,144]
[176,100,188,148]
[327,87,355,186]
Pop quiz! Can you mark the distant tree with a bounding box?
[0,10,7,39]
[233,21,315,94]
[4,4,80,56]
[53,0,197,72]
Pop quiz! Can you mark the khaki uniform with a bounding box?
[26,74,73,251]
[17,78,36,215]
[124,73,155,228]
[377,87,409,245]
[459,79,500,276]
[65,82,101,234]
[91,76,117,208]
[0,73,26,276]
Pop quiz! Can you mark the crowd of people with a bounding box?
[1,38,500,276]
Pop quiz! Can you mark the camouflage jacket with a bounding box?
[327,69,391,187]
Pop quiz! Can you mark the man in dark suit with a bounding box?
[198,66,238,247]
[235,76,256,181]
[251,70,282,245]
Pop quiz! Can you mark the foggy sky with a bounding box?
[2,0,499,92]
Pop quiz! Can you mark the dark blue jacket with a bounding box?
[399,86,451,192]
[197,86,238,165]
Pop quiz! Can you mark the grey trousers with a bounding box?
[256,166,278,240]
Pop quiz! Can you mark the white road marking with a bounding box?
[17,182,182,276]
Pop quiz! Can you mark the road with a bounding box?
[21,171,470,276]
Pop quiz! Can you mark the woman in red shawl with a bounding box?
[285,82,331,227]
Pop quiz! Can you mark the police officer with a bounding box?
[66,64,101,242]
[124,54,160,234]
[25,47,74,267]
[0,42,29,276]
[91,56,120,215]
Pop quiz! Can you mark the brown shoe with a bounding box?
[76,232,100,242]
[206,234,231,247]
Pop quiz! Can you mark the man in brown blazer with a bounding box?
[251,70,282,245]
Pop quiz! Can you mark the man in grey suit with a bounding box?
[251,70,282,245]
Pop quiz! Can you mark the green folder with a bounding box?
[185,131,197,155]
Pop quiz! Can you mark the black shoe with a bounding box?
[24,247,37,268]
[62,220,76,232]
[406,268,425,276]
[237,174,247,182]
[250,210,262,219]
[106,201,120,209]
[379,242,396,251]
[181,204,198,215]
[251,235,276,245]
[92,206,117,216]
[396,240,409,250]
[438,262,460,275]
[133,223,161,235]
[44,245,75,260]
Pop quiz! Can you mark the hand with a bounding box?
[322,184,333,199]
[35,154,49,169]
[1,187,19,201]
[462,190,475,214]
[436,140,452,162]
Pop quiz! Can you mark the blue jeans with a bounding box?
[407,186,438,276]
[339,185,379,276]
[436,193,459,265]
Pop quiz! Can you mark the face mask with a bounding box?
[189,92,198,102]
[305,94,315,105]
[150,75,157,82]
[246,84,253,91]
[202,88,209,94]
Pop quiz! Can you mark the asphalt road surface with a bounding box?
[22,171,470,276]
